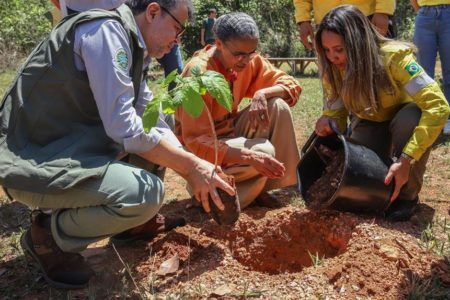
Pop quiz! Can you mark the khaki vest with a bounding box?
[0,5,144,193]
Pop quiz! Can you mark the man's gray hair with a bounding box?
[213,12,259,43]
[126,0,194,22]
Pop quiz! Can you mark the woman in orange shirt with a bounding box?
[176,12,302,208]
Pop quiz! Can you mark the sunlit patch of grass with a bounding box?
[0,69,16,97]
[292,77,323,144]
[232,280,266,298]
[406,272,449,300]
[308,251,324,268]
[419,217,450,257]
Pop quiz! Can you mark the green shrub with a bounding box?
[183,0,307,58]
[393,0,415,41]
[0,0,52,55]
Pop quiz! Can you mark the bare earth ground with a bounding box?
[0,131,449,299]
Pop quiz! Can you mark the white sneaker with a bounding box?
[444,119,450,135]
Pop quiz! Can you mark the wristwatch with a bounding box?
[399,152,415,164]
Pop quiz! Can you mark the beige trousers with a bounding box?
[223,97,300,208]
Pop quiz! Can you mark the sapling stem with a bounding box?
[203,102,219,178]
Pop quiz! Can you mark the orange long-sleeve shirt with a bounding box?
[175,45,302,165]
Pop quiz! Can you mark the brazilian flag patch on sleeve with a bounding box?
[405,61,422,76]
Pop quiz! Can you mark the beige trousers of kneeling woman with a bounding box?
[222,97,300,208]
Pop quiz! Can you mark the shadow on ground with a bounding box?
[398,259,450,299]
[0,197,30,236]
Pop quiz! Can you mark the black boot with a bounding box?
[384,198,419,222]
[20,211,94,289]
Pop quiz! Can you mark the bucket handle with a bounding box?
[329,118,343,137]
[301,118,343,156]
[301,132,318,156]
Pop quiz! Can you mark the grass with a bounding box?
[308,251,324,268]
[419,217,450,257]
[0,68,16,97]
[406,272,450,300]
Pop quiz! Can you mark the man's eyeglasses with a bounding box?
[224,42,258,61]
[160,6,186,39]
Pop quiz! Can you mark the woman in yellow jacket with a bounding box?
[293,0,396,49]
[314,5,450,221]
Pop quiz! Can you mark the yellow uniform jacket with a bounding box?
[322,43,450,161]
[294,0,396,24]
[417,0,450,6]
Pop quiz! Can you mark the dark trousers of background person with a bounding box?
[349,103,429,202]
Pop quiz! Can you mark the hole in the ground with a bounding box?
[228,210,356,274]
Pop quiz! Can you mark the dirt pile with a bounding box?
[305,146,344,209]
[97,203,446,299]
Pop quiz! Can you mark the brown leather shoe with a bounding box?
[20,211,94,289]
[254,192,283,209]
[110,213,186,245]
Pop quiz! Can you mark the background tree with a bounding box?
[0,0,51,67]
[0,0,416,66]
[182,0,307,58]
[393,0,415,41]
[183,0,416,59]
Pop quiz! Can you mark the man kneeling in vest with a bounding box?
[0,0,234,289]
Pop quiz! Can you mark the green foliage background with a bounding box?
[183,0,307,57]
[183,0,417,57]
[0,0,416,64]
[393,0,416,41]
[0,0,52,56]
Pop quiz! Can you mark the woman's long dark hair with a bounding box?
[315,5,394,114]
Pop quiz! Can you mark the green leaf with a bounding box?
[160,69,179,89]
[175,85,204,118]
[172,90,184,107]
[160,93,176,114]
[201,70,232,112]
[191,65,202,77]
[142,96,161,133]
[185,76,202,94]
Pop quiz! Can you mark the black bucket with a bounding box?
[297,131,394,214]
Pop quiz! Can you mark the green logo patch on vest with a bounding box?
[114,48,129,72]
[405,62,422,76]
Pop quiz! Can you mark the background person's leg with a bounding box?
[157,44,184,92]
[157,44,184,130]
[438,5,450,133]
[8,161,164,253]
[414,7,438,81]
